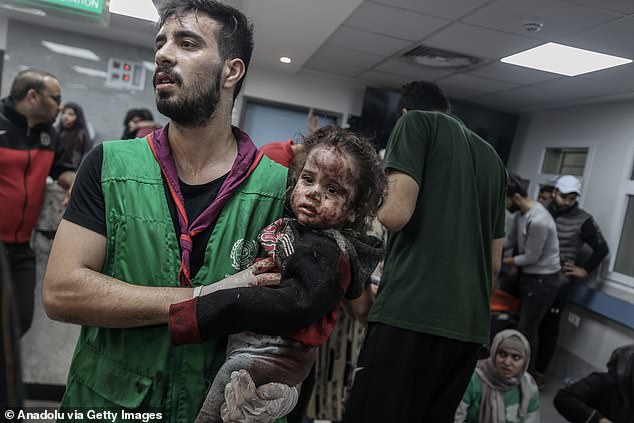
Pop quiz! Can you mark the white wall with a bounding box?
[508,101,634,369]
[2,19,166,142]
[238,66,367,125]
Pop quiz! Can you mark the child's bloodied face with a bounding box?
[291,146,357,230]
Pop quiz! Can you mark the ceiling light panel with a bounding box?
[72,65,108,78]
[109,0,158,22]
[41,41,100,61]
[501,42,632,76]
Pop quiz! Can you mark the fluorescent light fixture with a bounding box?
[501,42,632,76]
[109,0,158,22]
[72,65,108,78]
[41,41,100,62]
[280,57,292,64]
[0,4,46,16]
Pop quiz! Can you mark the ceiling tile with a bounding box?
[328,26,412,56]
[471,86,567,110]
[559,16,634,59]
[358,70,409,89]
[441,84,490,100]
[375,59,455,80]
[437,73,518,94]
[529,75,631,100]
[468,62,562,85]
[566,0,634,15]
[463,0,620,40]
[309,43,385,68]
[372,0,491,19]
[423,23,542,59]
[344,2,449,41]
[581,63,634,90]
[304,59,367,78]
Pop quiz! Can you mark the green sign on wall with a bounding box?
[6,0,110,25]
[39,0,105,15]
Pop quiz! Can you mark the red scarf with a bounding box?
[147,125,263,287]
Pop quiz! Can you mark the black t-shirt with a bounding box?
[64,144,227,279]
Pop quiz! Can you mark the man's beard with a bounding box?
[155,63,223,128]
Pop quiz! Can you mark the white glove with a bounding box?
[220,369,298,423]
[194,258,280,298]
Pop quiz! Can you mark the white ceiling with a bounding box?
[3,0,634,113]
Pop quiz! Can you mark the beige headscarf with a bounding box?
[475,329,538,423]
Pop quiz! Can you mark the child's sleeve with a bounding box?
[169,237,345,345]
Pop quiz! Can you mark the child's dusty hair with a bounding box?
[288,125,387,234]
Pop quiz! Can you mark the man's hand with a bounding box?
[196,258,281,297]
[57,170,75,206]
[307,108,319,135]
[563,260,588,279]
[220,369,298,423]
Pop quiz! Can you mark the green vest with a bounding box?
[60,138,287,422]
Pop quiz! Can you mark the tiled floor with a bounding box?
[540,377,569,423]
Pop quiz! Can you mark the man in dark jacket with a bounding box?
[0,69,75,336]
[534,175,609,385]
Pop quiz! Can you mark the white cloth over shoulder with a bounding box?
[220,369,299,423]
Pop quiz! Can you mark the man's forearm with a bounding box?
[43,266,193,328]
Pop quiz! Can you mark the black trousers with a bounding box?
[535,281,570,374]
[5,243,36,338]
[343,323,481,423]
[517,271,562,373]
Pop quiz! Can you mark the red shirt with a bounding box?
[260,140,295,167]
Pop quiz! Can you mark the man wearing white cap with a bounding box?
[534,175,609,385]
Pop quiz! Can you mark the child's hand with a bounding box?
[248,257,281,287]
[250,257,277,274]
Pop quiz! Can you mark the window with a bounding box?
[241,99,339,147]
[610,154,634,284]
[614,195,634,277]
[541,148,589,176]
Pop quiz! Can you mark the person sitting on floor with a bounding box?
[554,344,634,423]
[455,329,540,423]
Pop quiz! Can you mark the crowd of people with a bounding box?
[0,0,628,422]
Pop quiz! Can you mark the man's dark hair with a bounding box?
[158,0,254,101]
[9,69,56,102]
[289,125,387,235]
[397,81,450,114]
[539,184,555,194]
[507,173,529,198]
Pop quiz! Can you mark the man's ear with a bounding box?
[223,58,246,90]
[26,88,39,104]
[401,107,408,115]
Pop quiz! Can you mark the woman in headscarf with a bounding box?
[455,329,540,423]
[554,344,634,423]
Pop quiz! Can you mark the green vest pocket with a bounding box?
[70,345,153,409]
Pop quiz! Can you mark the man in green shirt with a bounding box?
[43,1,290,421]
[345,81,507,423]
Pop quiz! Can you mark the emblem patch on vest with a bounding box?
[230,239,258,270]
[40,132,51,147]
